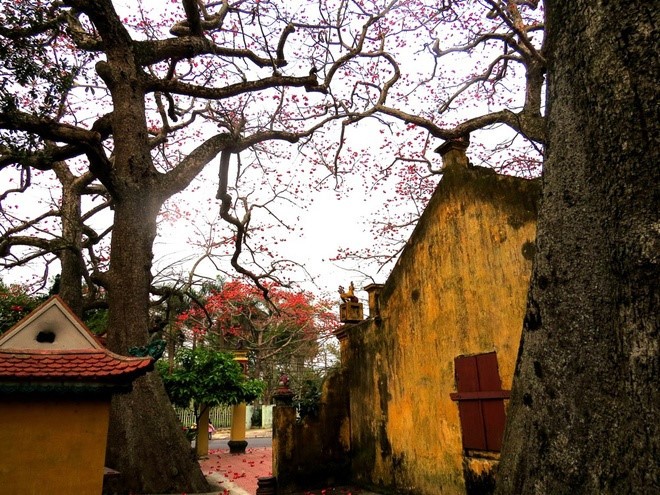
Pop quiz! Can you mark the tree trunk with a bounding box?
[104,194,210,493]
[497,2,658,494]
[53,165,84,316]
[58,188,84,315]
[196,404,211,458]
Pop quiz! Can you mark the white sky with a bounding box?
[0,0,542,303]
[152,155,403,302]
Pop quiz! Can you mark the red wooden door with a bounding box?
[450,352,510,452]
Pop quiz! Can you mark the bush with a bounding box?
[252,406,262,428]
[0,282,44,335]
[295,379,322,421]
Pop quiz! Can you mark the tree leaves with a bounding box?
[157,346,265,410]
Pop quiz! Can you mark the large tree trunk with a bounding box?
[53,164,84,316]
[497,2,658,494]
[104,194,210,493]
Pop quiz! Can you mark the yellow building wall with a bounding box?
[0,397,111,495]
[346,165,540,494]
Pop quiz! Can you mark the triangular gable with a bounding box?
[0,296,102,351]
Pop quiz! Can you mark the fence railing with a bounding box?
[175,405,233,428]
[174,404,273,429]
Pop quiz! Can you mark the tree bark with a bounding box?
[497,2,658,494]
[104,193,210,493]
[51,163,89,316]
[58,177,84,316]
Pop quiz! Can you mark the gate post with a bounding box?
[272,375,295,491]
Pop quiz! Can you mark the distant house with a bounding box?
[0,296,153,494]
[274,140,540,494]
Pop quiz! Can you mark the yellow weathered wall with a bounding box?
[346,165,539,494]
[0,396,111,494]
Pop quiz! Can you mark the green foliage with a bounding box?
[251,406,263,428]
[0,3,77,116]
[83,308,109,335]
[295,378,322,421]
[157,347,265,410]
[174,278,340,401]
[0,281,44,335]
[0,279,110,336]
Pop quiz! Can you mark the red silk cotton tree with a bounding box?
[175,279,339,402]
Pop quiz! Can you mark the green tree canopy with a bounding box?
[158,347,264,411]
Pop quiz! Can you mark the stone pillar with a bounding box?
[339,301,363,322]
[256,476,277,495]
[272,377,295,491]
[364,283,384,319]
[228,349,249,454]
[333,324,351,367]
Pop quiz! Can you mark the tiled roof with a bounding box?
[0,348,153,384]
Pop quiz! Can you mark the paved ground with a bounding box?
[192,428,384,495]
[199,428,272,495]
[183,428,383,495]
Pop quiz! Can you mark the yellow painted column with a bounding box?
[228,349,249,454]
[196,404,210,458]
[228,402,248,453]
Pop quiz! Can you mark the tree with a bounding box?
[159,347,263,411]
[330,0,546,275]
[175,278,339,402]
[157,346,264,455]
[0,161,112,313]
[3,1,457,491]
[495,2,659,493]
[0,1,646,492]
[0,281,44,334]
[1,0,548,292]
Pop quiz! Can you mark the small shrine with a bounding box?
[338,282,364,323]
[0,296,153,494]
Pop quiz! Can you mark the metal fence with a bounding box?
[174,405,233,428]
[174,404,274,429]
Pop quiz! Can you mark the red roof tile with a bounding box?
[0,348,153,384]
